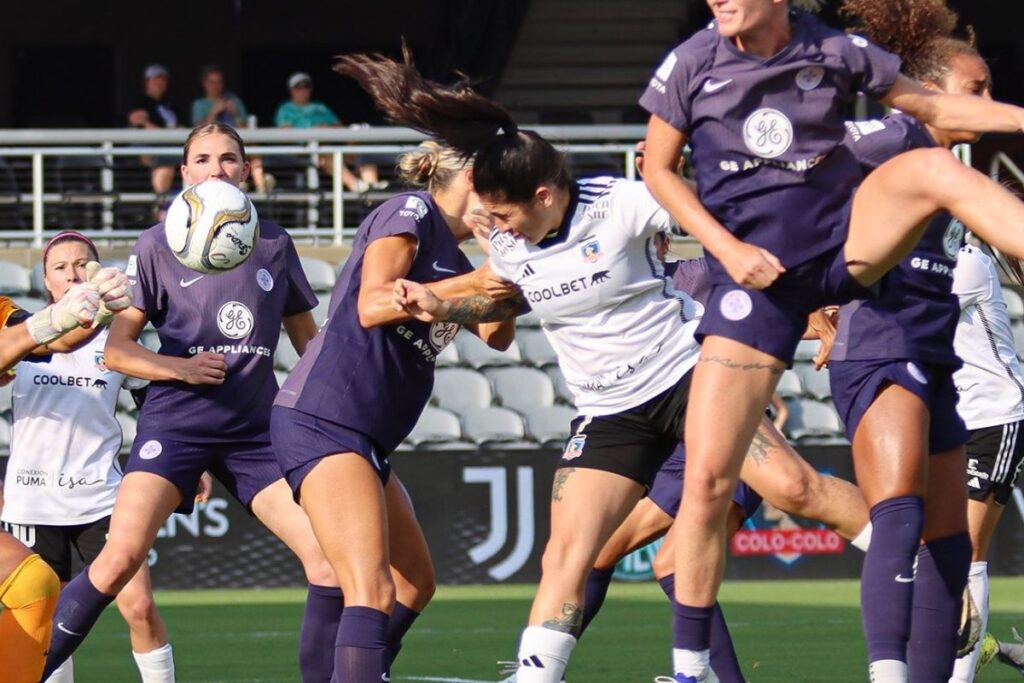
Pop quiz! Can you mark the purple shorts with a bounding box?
[271,405,391,501]
[697,244,872,365]
[829,359,967,454]
[648,443,763,521]
[125,435,282,514]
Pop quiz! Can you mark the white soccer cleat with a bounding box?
[995,627,1024,675]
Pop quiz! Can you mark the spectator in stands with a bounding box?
[191,64,248,127]
[191,65,270,193]
[127,64,181,199]
[274,72,383,194]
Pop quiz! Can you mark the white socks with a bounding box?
[45,656,74,683]
[515,626,577,683]
[133,643,176,683]
[869,659,908,683]
[851,523,874,552]
[949,561,989,683]
[674,648,718,681]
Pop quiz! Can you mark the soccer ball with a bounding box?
[165,179,259,274]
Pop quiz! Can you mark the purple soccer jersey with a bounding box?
[275,192,473,455]
[127,220,317,442]
[830,114,962,365]
[640,11,902,283]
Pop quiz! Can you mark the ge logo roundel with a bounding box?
[217,301,254,339]
[743,108,794,159]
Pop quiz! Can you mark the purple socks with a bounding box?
[42,569,114,679]
[861,496,924,665]
[332,606,389,683]
[579,567,616,635]
[907,533,971,683]
[662,575,744,683]
[300,584,344,682]
[387,602,421,664]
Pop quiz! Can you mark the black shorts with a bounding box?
[0,517,110,582]
[966,421,1024,505]
[560,370,692,487]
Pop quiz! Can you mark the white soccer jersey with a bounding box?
[489,178,703,415]
[2,328,125,525]
[952,245,1024,430]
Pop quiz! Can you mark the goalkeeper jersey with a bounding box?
[2,328,125,526]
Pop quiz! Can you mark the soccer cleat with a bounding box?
[975,632,999,677]
[995,627,1024,675]
[653,672,720,683]
[496,661,566,682]
[957,588,982,657]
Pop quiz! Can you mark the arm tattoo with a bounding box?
[746,429,774,466]
[551,467,575,502]
[444,293,528,324]
[542,602,583,635]
[699,355,785,376]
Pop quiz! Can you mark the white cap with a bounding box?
[144,64,169,80]
[288,72,312,89]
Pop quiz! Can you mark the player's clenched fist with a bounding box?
[175,352,228,385]
[86,261,132,311]
[26,281,101,344]
[392,278,446,322]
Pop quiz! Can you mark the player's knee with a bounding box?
[301,556,337,588]
[904,148,971,202]
[652,546,673,579]
[770,471,815,517]
[92,545,147,592]
[339,568,396,611]
[684,468,736,515]
[117,591,158,630]
[540,533,592,578]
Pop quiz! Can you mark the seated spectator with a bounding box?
[191,64,248,127]
[126,64,180,199]
[191,66,270,193]
[274,72,383,193]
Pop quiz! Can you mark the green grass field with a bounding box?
[72,578,1024,682]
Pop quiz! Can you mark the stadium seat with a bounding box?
[274,370,290,389]
[525,405,577,447]
[545,366,575,405]
[29,263,45,296]
[116,387,137,414]
[432,368,493,414]
[488,366,556,414]
[0,261,31,295]
[0,417,10,453]
[406,406,463,446]
[1003,287,1024,319]
[0,379,11,414]
[139,328,161,353]
[10,296,46,314]
[795,364,832,401]
[300,257,337,293]
[518,329,559,367]
[311,297,331,327]
[116,411,137,453]
[517,309,543,328]
[776,368,804,399]
[784,399,845,442]
[435,340,460,367]
[462,406,531,448]
[275,332,301,371]
[793,339,821,362]
[1013,321,1024,359]
[455,332,522,369]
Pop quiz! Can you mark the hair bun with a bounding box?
[398,141,444,187]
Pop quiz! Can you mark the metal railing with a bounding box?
[0,125,647,247]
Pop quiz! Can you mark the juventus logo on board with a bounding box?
[463,466,535,581]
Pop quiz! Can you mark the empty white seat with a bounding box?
[406,406,463,446]
[489,366,555,414]
[462,406,527,446]
[11,295,46,314]
[516,309,543,328]
[139,329,161,353]
[1003,287,1024,319]
[526,405,578,447]
[116,387,138,414]
[0,379,11,414]
[311,297,331,326]
[432,368,492,414]
[0,261,31,295]
[795,364,832,401]
[456,332,522,369]
[545,366,575,405]
[435,341,460,367]
[793,339,821,362]
[518,330,559,367]
[1013,322,1024,359]
[0,418,10,451]
[275,332,301,371]
[784,399,844,442]
[776,369,804,399]
[30,263,46,297]
[300,257,337,292]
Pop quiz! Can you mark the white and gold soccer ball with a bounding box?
[165,179,259,274]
